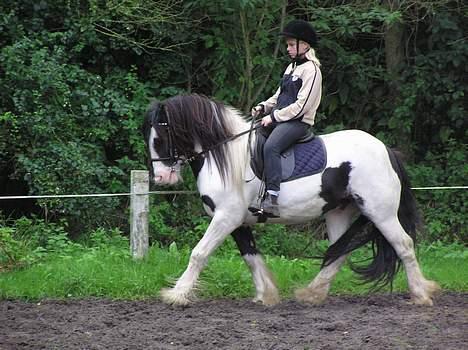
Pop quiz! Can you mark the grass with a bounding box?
[0,241,467,301]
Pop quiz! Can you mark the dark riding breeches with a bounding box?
[261,120,309,192]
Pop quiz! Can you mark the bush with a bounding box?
[408,140,467,243]
[0,217,129,270]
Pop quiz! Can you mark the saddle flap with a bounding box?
[281,149,295,179]
[250,129,326,183]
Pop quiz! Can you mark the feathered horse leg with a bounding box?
[231,226,280,306]
[160,211,243,306]
[296,205,357,304]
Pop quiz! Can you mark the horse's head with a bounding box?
[143,94,249,188]
[143,101,183,185]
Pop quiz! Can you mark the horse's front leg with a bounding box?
[160,211,243,306]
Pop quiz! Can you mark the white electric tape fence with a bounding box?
[0,187,466,200]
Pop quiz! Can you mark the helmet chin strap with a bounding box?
[292,39,310,64]
[296,38,299,60]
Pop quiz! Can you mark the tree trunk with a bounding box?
[384,0,406,79]
[384,0,413,157]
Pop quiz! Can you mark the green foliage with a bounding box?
[0,217,129,270]
[408,140,467,242]
[0,3,152,229]
[186,0,287,111]
[0,217,80,268]
[254,222,326,258]
[386,10,467,151]
[149,196,210,248]
[0,0,466,246]
[0,227,24,268]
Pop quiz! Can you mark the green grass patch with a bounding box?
[1,241,467,300]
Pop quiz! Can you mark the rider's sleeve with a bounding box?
[272,63,321,123]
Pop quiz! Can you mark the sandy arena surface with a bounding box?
[1,292,467,349]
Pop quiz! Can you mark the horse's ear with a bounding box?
[150,102,168,126]
[143,101,161,140]
[150,103,160,126]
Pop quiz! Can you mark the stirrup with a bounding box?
[248,205,261,214]
[248,203,280,218]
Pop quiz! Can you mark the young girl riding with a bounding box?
[251,19,322,217]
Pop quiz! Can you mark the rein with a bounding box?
[150,104,262,166]
[184,121,262,163]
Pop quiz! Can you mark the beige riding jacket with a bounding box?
[259,60,322,126]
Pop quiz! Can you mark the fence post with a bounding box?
[130,170,149,259]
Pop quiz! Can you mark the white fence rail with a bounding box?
[0,170,466,259]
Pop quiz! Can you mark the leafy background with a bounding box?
[0,0,466,256]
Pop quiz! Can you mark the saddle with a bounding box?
[250,128,327,182]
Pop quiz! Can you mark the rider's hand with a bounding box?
[251,105,264,118]
[261,115,273,127]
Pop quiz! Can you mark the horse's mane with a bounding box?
[160,94,249,187]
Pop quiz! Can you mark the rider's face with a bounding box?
[286,38,310,58]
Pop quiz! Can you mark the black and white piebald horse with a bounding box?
[143,94,440,306]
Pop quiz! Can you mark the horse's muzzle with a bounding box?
[153,170,181,185]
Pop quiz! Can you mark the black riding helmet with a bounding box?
[279,19,318,48]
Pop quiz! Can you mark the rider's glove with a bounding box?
[251,104,265,118]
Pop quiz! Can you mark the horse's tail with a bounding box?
[321,216,402,289]
[386,147,422,242]
[321,148,421,289]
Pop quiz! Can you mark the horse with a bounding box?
[142,93,440,307]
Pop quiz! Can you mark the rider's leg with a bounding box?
[262,120,309,215]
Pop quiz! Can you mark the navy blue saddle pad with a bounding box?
[251,133,327,182]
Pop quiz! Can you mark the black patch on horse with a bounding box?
[353,193,365,206]
[319,162,353,213]
[231,226,259,255]
[201,195,216,212]
[190,156,205,179]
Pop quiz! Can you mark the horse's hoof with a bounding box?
[263,290,281,306]
[252,297,262,304]
[160,288,192,306]
[409,280,441,306]
[252,290,280,306]
[295,287,327,305]
[410,296,434,306]
[426,280,442,297]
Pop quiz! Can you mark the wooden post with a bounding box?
[130,170,149,259]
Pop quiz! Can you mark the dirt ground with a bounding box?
[1,292,467,350]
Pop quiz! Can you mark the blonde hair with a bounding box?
[305,47,321,67]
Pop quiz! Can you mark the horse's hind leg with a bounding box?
[295,204,358,304]
[372,216,440,305]
[231,226,280,306]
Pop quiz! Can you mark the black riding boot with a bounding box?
[261,193,280,217]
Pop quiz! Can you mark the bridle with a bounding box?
[149,104,183,170]
[149,103,262,170]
